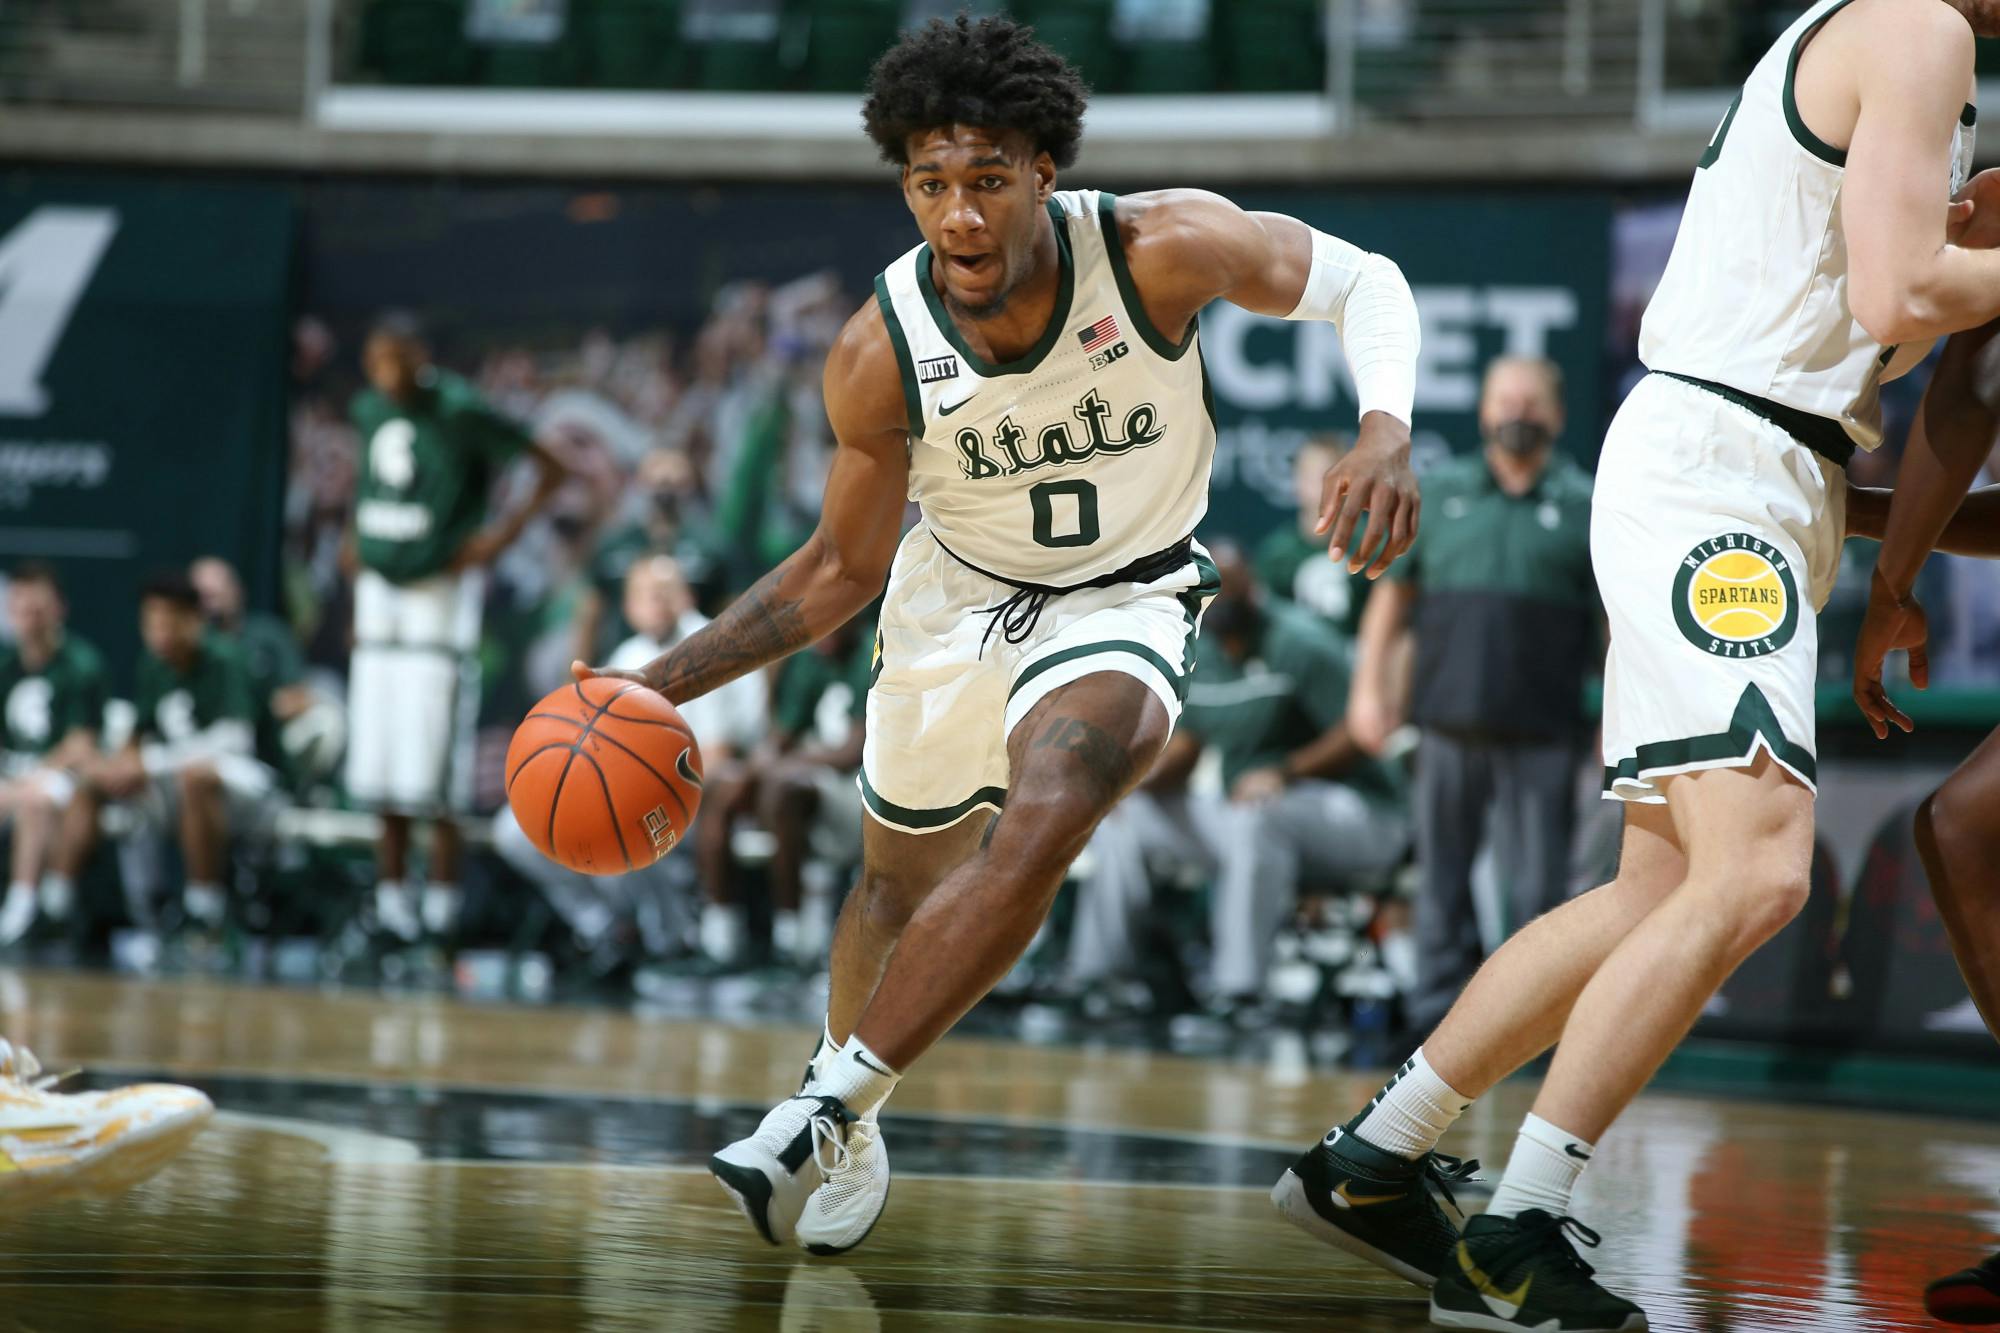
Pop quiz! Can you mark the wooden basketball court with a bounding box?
[2,968,1992,1331]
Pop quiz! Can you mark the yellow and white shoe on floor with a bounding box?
[0,1038,213,1204]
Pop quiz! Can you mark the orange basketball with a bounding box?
[505,676,703,875]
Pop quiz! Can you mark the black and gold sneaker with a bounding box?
[1927,1251,2000,1325]
[1429,1209,1646,1331]
[1270,1121,1480,1288]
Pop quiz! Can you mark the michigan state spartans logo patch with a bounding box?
[1673,533,1799,658]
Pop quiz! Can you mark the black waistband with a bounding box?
[1655,372,1856,470]
[932,533,1197,656]
[932,533,1195,596]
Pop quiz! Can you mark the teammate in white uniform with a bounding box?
[1274,2,2000,1329]
[579,14,1422,1257]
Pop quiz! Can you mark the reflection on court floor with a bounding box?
[1,969,1992,1331]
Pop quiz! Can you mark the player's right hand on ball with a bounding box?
[571,659,653,690]
[1852,572,1929,740]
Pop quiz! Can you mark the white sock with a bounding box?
[803,1018,840,1091]
[1485,1113,1594,1220]
[421,882,461,934]
[772,909,801,961]
[183,882,226,925]
[39,874,73,919]
[1350,1047,1473,1159]
[699,903,745,964]
[814,1036,901,1120]
[375,880,420,942]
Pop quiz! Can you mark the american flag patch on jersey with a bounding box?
[1077,315,1120,354]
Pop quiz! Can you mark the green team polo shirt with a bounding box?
[227,611,306,768]
[0,634,108,756]
[1254,525,1371,638]
[350,369,531,584]
[1180,599,1399,802]
[773,624,875,744]
[135,633,255,744]
[1389,451,1597,740]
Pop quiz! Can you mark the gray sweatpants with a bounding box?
[1068,782,1410,998]
[1408,729,1582,1031]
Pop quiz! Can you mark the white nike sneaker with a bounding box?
[710,1094,857,1248]
[796,1114,890,1254]
[0,886,36,948]
[0,1039,213,1204]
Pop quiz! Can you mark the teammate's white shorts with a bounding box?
[1594,373,1846,803]
[1,752,77,812]
[345,567,483,816]
[861,525,1218,835]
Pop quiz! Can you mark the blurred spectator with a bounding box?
[190,556,336,795]
[1255,435,1372,636]
[494,556,765,968]
[1349,356,1597,1035]
[581,446,719,656]
[343,311,570,945]
[752,613,872,970]
[61,572,274,936]
[0,563,107,946]
[1068,544,1408,1013]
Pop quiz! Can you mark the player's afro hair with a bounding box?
[862,14,1089,170]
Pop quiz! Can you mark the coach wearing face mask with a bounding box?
[1347,355,1598,1037]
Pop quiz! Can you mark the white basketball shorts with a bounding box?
[345,566,483,816]
[860,525,1219,835]
[1594,373,1847,803]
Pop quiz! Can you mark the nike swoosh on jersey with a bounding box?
[937,396,976,417]
[1458,1244,1533,1318]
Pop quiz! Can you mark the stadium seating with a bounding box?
[802,1,901,93]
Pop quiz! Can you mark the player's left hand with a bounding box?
[1317,413,1419,579]
[1948,169,2000,250]
[1852,569,1929,739]
[448,528,508,572]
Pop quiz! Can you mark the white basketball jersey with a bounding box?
[872,190,1215,585]
[1640,0,1977,452]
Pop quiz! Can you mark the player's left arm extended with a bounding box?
[1851,317,2000,736]
[1119,191,1421,576]
[453,439,573,571]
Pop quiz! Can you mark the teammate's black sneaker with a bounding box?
[1928,1252,2000,1325]
[1429,1209,1646,1331]
[1270,1121,1481,1287]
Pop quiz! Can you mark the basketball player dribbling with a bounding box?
[1272,1,2000,1329]
[576,14,1423,1255]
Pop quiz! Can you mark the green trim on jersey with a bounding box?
[914,199,1075,379]
[1010,638,1188,706]
[860,772,1006,830]
[1179,551,1222,674]
[1096,193,1197,362]
[1603,683,1817,790]
[874,271,926,438]
[1782,0,1857,167]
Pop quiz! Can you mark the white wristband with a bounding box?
[1284,227,1420,427]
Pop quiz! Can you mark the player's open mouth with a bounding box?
[946,252,995,278]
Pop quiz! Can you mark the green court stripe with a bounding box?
[873,272,925,437]
[1782,0,1855,167]
[1096,193,1196,362]
[859,772,1005,829]
[1603,683,1817,788]
[1011,639,1188,705]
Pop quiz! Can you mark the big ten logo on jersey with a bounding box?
[1079,313,1129,371]
[954,388,1164,481]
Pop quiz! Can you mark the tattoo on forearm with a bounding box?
[647,573,811,702]
[1030,716,1136,805]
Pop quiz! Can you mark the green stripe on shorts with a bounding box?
[1010,639,1188,705]
[859,771,1006,830]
